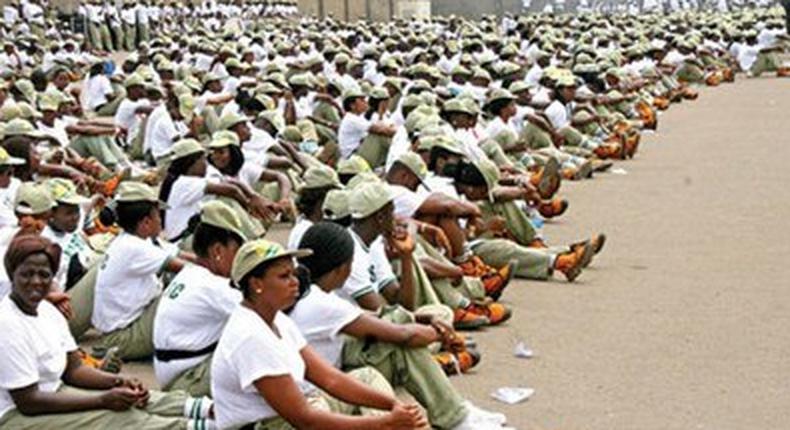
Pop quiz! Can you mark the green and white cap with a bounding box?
[46,178,89,206]
[231,239,312,284]
[300,165,343,190]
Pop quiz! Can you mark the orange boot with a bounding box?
[530,157,561,199]
[481,261,515,300]
[466,300,512,326]
[538,198,569,219]
[434,349,481,375]
[453,306,490,330]
[553,243,591,282]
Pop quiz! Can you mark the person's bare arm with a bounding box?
[342,314,439,348]
[416,194,481,218]
[369,123,396,137]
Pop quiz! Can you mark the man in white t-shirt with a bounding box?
[92,182,189,360]
[114,74,153,148]
[337,89,396,161]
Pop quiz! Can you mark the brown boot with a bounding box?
[538,198,569,219]
[554,243,591,282]
[534,156,561,199]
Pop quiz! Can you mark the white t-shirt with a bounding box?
[37,117,77,147]
[144,104,180,159]
[211,307,308,429]
[289,285,362,367]
[391,184,428,219]
[286,217,313,250]
[153,264,241,387]
[164,176,209,240]
[545,100,571,130]
[0,178,21,229]
[93,232,174,333]
[339,230,396,304]
[338,113,371,159]
[83,74,114,111]
[114,98,150,146]
[0,297,77,420]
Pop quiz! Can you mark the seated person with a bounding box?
[211,239,426,429]
[0,234,212,429]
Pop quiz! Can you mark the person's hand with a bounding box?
[249,195,277,223]
[417,223,451,256]
[384,402,428,430]
[283,90,294,101]
[46,291,73,320]
[100,387,139,411]
[519,181,541,205]
[430,317,456,346]
[386,224,415,257]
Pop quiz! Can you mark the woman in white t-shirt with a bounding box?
[0,235,212,429]
[211,239,427,430]
[158,138,276,241]
[153,201,247,396]
[81,61,118,116]
[206,130,292,202]
[291,222,508,430]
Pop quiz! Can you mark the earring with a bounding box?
[254,289,263,294]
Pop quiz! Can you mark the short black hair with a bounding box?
[295,186,333,217]
[192,222,243,258]
[343,96,362,112]
[115,201,157,232]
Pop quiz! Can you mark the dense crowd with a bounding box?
[0,1,787,429]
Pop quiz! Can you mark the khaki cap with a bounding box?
[341,88,365,103]
[337,155,371,176]
[3,119,45,139]
[0,147,24,166]
[15,183,55,215]
[349,181,399,219]
[442,98,474,115]
[208,130,240,148]
[231,239,312,284]
[280,125,303,143]
[115,181,168,208]
[322,189,351,221]
[301,165,342,190]
[483,88,516,111]
[219,112,250,131]
[394,151,428,180]
[201,72,221,86]
[46,178,88,205]
[200,200,248,240]
[124,73,146,88]
[419,135,465,155]
[346,171,381,190]
[168,138,205,161]
[257,110,284,134]
[178,93,196,123]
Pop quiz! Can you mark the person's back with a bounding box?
[153,263,241,387]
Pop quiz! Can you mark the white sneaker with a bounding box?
[453,408,506,430]
[464,401,507,425]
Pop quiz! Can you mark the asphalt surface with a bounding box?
[450,76,790,430]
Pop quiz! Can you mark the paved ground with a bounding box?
[450,76,790,430]
[119,76,790,430]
